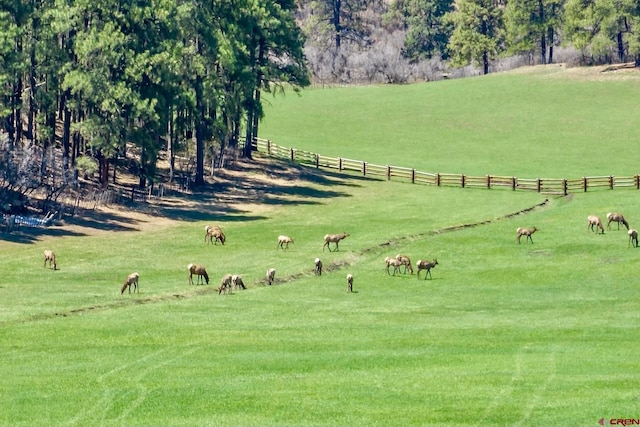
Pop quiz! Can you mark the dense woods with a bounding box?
[1,0,639,215]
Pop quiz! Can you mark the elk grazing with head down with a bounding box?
[416,258,438,279]
[607,212,629,230]
[188,263,209,285]
[516,227,538,244]
[43,250,57,270]
[218,274,233,294]
[277,235,294,250]
[205,225,226,245]
[346,273,354,293]
[314,258,323,275]
[121,272,139,294]
[384,256,402,276]
[395,254,413,274]
[629,229,638,248]
[587,215,605,234]
[323,232,350,252]
[266,268,276,285]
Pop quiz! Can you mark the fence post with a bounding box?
[436,173,441,186]
[461,174,466,188]
[511,177,516,191]
[411,169,415,183]
[537,178,542,193]
[636,175,640,190]
[386,166,391,180]
[290,148,295,162]
[363,162,367,176]
[131,187,135,202]
[609,175,614,190]
[563,179,568,196]
[583,177,587,192]
[267,140,271,155]
[486,175,491,189]
[339,158,343,171]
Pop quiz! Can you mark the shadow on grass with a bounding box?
[2,156,377,243]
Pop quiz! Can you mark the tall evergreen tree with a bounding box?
[504,0,564,64]
[384,0,455,62]
[446,0,505,74]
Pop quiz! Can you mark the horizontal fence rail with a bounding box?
[249,137,640,195]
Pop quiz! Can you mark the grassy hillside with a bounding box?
[259,64,640,178]
[1,66,640,426]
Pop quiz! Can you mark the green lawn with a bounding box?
[1,66,640,426]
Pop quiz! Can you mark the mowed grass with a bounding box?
[259,64,640,178]
[2,66,640,426]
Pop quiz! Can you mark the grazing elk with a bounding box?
[384,256,402,276]
[218,274,232,294]
[587,215,605,234]
[395,254,414,274]
[314,258,323,276]
[416,258,438,280]
[516,227,538,244]
[43,250,57,270]
[205,225,226,245]
[607,212,629,230]
[323,232,350,252]
[346,273,354,293]
[277,235,294,250]
[188,263,209,285]
[629,229,638,248]
[121,272,139,294]
[232,274,246,291]
[266,268,276,285]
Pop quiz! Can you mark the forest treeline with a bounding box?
[1,0,639,215]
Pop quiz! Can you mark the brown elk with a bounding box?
[384,256,402,276]
[323,232,350,252]
[266,268,276,285]
[395,254,414,274]
[205,225,226,245]
[277,235,294,249]
[121,272,139,294]
[607,212,629,230]
[188,263,209,285]
[43,250,57,270]
[416,258,438,279]
[516,227,538,244]
[232,274,246,291]
[314,258,323,276]
[218,274,233,294]
[629,229,638,248]
[346,273,354,293]
[587,215,605,234]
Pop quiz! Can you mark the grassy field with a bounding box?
[1,66,640,426]
[259,64,640,178]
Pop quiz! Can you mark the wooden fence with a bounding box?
[250,137,640,195]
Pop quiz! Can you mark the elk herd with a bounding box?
[38,208,637,297]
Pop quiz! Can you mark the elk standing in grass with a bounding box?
[323,232,350,252]
[346,273,354,293]
[277,235,294,249]
[121,272,139,294]
[587,215,605,234]
[188,263,209,285]
[416,259,438,279]
[205,225,226,245]
[395,254,413,274]
[218,274,232,294]
[232,274,246,291]
[607,212,629,230]
[385,256,402,276]
[266,268,276,285]
[516,227,538,244]
[43,250,57,270]
[314,258,323,275]
[629,229,638,248]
